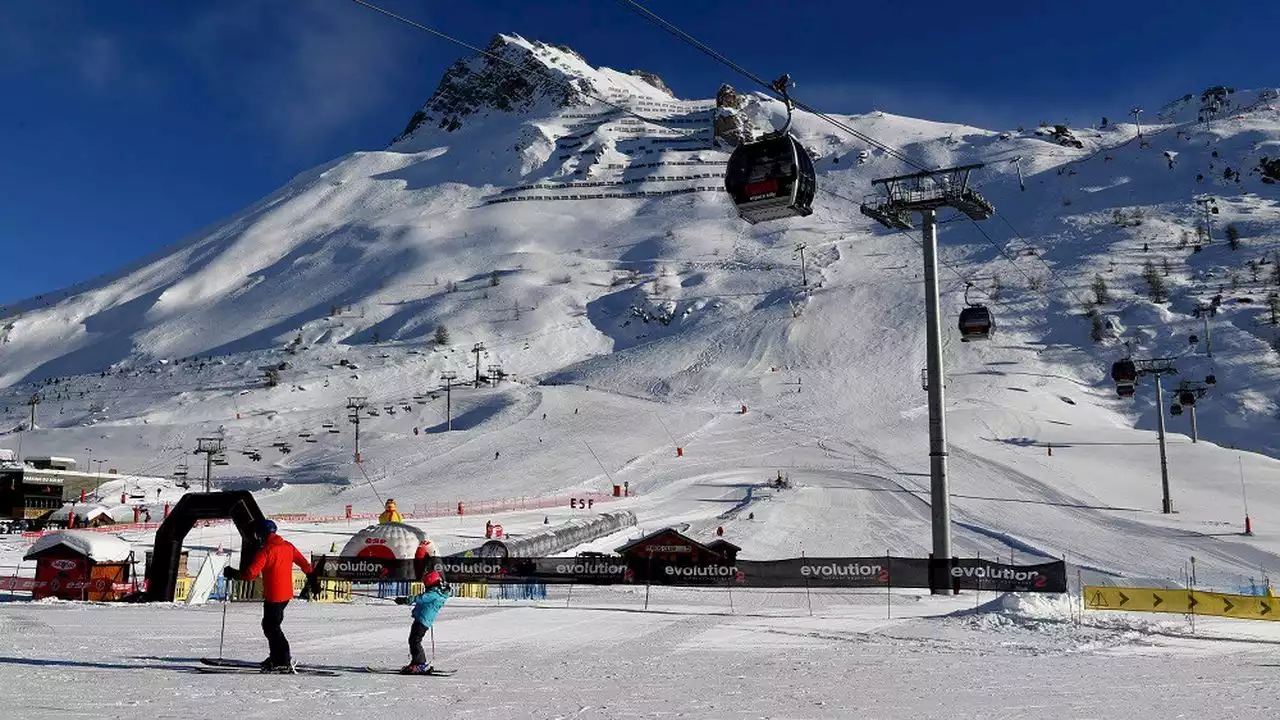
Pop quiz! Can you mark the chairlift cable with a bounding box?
[988,211,1092,309]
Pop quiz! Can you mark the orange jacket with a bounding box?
[243,534,313,603]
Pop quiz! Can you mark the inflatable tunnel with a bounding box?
[143,491,267,602]
[474,510,637,559]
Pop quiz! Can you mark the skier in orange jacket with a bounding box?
[224,519,316,672]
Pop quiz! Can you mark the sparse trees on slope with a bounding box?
[434,325,450,346]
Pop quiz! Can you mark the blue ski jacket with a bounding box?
[408,586,450,626]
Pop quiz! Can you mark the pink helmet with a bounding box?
[423,570,443,587]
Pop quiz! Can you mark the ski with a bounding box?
[195,666,341,677]
[364,666,457,676]
[198,657,340,676]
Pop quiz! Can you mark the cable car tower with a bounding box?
[860,164,994,593]
[1109,356,1180,513]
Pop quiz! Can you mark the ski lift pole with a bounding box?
[1155,374,1173,514]
[921,208,953,587]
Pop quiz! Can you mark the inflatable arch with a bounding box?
[143,491,267,602]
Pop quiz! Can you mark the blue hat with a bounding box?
[256,518,277,536]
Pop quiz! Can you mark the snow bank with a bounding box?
[25,530,133,563]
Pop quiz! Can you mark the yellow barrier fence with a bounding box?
[175,572,351,603]
[406,581,488,599]
[1084,585,1280,621]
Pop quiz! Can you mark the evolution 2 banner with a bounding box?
[313,555,1066,594]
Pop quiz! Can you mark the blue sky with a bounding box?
[2,0,1275,305]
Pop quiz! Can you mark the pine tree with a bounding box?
[490,270,501,287]
[434,325,450,346]
[1249,259,1261,282]
[1142,260,1167,302]
[1226,223,1241,250]
[1162,257,1171,277]
[1091,273,1110,305]
[1089,309,1105,342]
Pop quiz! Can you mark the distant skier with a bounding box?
[394,570,452,674]
[223,519,316,673]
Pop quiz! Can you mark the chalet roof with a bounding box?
[615,527,717,556]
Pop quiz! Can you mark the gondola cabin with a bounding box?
[724,134,815,224]
[1170,403,1184,416]
[958,305,994,341]
[1110,359,1138,385]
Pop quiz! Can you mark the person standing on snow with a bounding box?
[394,569,451,674]
[379,498,404,524]
[223,519,317,673]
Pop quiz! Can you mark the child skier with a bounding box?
[395,570,451,674]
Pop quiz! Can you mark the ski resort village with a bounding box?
[3,2,1280,717]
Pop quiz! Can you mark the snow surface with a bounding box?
[4,590,1280,718]
[1,36,1280,717]
[25,530,133,563]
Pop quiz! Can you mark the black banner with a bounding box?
[312,555,1067,593]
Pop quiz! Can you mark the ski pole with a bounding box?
[217,570,230,660]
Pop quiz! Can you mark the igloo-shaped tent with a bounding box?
[340,521,436,561]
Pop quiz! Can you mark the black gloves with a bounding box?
[394,596,411,605]
[223,566,240,580]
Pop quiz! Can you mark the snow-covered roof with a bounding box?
[25,530,133,563]
[47,503,113,522]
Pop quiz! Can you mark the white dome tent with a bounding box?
[339,522,437,561]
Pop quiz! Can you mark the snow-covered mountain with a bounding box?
[3,35,1280,589]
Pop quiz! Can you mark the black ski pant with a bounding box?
[408,621,429,666]
[262,601,290,664]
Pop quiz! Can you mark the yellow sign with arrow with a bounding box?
[1083,585,1279,621]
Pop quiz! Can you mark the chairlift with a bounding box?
[321,421,335,429]
[328,427,341,434]
[723,75,815,224]
[298,431,312,438]
[305,437,318,443]
[1110,359,1138,385]
[1178,390,1197,406]
[957,283,994,341]
[1116,383,1136,398]
[1170,403,1183,416]
[1205,373,1217,385]
[1189,334,1199,345]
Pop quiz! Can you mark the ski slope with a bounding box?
[1,35,1280,717]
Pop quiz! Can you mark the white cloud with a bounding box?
[78,35,122,93]
[178,1,417,148]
